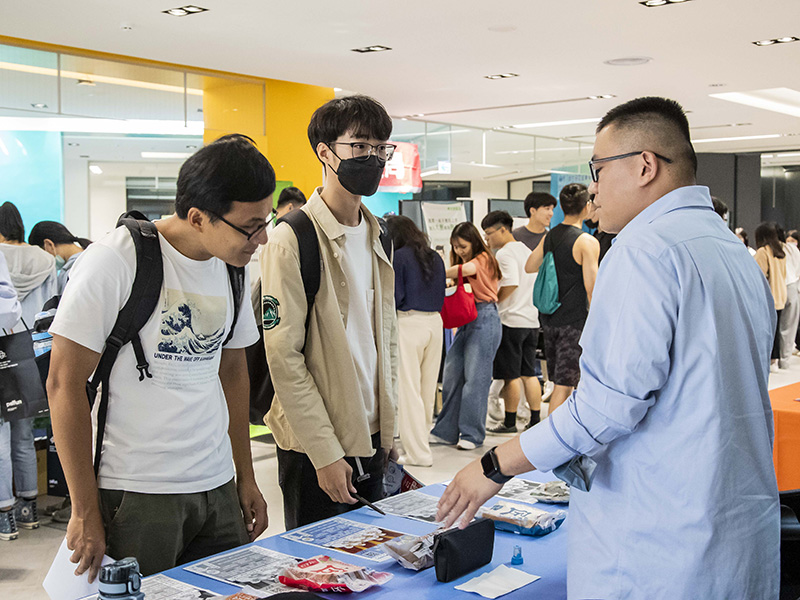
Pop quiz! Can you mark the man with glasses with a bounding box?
[47,134,273,579]
[438,97,779,599]
[261,95,398,528]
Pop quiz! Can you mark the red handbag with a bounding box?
[441,265,478,328]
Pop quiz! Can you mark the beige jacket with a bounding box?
[755,245,787,310]
[260,189,398,469]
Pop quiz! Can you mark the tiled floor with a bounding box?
[4,356,800,600]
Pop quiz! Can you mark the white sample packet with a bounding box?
[454,564,541,599]
[42,537,114,600]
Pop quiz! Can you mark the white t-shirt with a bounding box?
[496,240,539,328]
[784,243,800,286]
[338,217,379,432]
[50,225,259,494]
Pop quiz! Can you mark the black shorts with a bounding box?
[493,326,538,380]
[542,322,584,387]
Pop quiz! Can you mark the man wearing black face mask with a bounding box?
[260,95,399,528]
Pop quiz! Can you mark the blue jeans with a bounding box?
[432,302,502,445]
[0,418,38,509]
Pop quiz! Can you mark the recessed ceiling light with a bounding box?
[485,73,519,80]
[76,79,95,86]
[604,57,653,66]
[640,0,692,5]
[351,45,392,53]
[163,5,207,16]
[31,103,48,109]
[185,144,197,149]
[709,83,726,88]
[413,113,425,117]
[89,165,103,175]
[588,94,615,100]
[67,142,80,147]
[120,23,133,31]
[753,37,798,46]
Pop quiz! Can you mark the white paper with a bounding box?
[374,490,442,523]
[454,565,541,599]
[42,538,115,600]
[82,574,217,600]
[183,546,299,595]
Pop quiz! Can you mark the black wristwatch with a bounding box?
[481,446,513,484]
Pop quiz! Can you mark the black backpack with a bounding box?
[246,209,392,425]
[87,211,244,475]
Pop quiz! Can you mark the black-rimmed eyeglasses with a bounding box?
[326,141,397,162]
[207,211,268,241]
[588,151,673,183]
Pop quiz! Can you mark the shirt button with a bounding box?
[333,252,339,258]
[341,281,346,287]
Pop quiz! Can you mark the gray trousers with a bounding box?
[99,478,248,576]
[780,281,800,364]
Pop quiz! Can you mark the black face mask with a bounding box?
[330,155,386,197]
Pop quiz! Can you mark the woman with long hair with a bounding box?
[755,221,786,371]
[386,216,445,467]
[430,221,502,450]
[29,221,91,295]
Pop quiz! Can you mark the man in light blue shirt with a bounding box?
[438,97,780,599]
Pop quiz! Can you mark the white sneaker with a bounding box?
[429,433,455,446]
[770,364,780,374]
[542,381,555,402]
[457,439,479,451]
[487,397,504,422]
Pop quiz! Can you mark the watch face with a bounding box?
[481,448,498,478]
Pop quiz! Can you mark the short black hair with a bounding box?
[711,196,728,219]
[0,201,25,243]
[175,134,276,220]
[481,210,514,232]
[308,95,392,155]
[276,186,306,209]
[560,183,590,216]
[523,192,557,218]
[597,96,697,176]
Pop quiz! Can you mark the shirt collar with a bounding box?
[616,185,713,241]
[306,187,381,243]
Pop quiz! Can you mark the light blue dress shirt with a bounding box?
[521,185,780,599]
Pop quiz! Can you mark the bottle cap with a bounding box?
[511,544,523,565]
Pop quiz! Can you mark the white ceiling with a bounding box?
[2,0,800,164]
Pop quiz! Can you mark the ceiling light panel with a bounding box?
[639,0,692,6]
[511,117,601,129]
[484,73,519,80]
[692,134,782,143]
[753,36,799,46]
[710,88,800,118]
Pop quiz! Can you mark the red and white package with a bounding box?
[278,555,393,593]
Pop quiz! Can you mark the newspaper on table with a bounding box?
[496,478,570,505]
[81,574,216,600]
[282,517,413,562]
[374,489,442,523]
[183,545,300,595]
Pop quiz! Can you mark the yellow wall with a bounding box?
[203,77,334,199]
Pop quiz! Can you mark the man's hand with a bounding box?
[436,458,503,528]
[317,458,357,504]
[66,508,106,584]
[385,443,399,469]
[237,477,268,541]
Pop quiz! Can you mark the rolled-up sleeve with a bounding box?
[520,245,678,471]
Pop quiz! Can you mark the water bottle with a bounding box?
[98,558,145,600]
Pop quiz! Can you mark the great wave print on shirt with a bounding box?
[157,289,227,355]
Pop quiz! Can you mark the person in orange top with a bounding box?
[754,221,787,372]
[430,222,502,450]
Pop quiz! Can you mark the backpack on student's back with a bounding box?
[246,209,392,425]
[87,211,244,475]
[532,230,562,315]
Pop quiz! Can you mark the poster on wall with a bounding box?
[421,202,467,265]
[379,141,422,194]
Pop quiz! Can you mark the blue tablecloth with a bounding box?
[161,471,567,599]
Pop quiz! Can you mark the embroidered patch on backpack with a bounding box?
[262,295,281,330]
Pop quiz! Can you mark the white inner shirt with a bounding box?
[338,216,379,432]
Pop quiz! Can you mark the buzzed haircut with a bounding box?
[307,95,392,154]
[277,186,306,209]
[523,192,557,218]
[481,210,514,232]
[560,183,590,216]
[597,96,698,177]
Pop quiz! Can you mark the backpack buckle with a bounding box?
[136,362,152,381]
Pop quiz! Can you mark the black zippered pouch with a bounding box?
[432,517,495,582]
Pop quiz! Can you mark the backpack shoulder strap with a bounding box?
[223,264,245,346]
[88,217,163,476]
[376,217,393,261]
[277,210,321,334]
